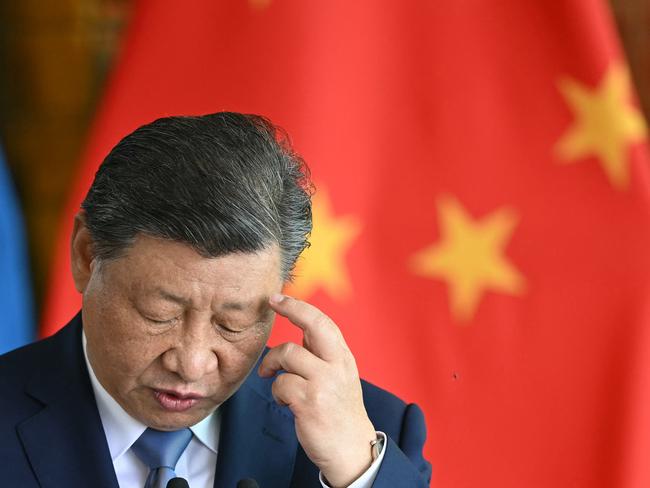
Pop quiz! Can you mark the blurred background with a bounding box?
[0,0,129,309]
[0,0,647,322]
[1,2,650,487]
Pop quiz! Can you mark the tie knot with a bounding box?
[132,428,193,471]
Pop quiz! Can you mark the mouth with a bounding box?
[153,389,203,412]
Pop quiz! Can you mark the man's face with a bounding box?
[76,232,283,430]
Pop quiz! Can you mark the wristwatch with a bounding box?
[370,433,385,462]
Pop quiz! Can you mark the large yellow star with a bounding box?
[287,188,361,301]
[411,197,526,323]
[555,63,647,189]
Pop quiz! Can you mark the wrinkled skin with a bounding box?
[71,215,283,430]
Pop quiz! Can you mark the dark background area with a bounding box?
[0,0,647,315]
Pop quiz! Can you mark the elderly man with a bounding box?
[1,113,431,487]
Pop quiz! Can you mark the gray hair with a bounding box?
[81,112,313,280]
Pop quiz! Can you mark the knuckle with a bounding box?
[271,377,280,396]
[281,342,297,363]
[272,373,290,401]
[310,387,328,409]
[283,341,297,355]
[273,372,287,390]
[311,313,333,332]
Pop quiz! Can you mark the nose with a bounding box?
[161,322,218,382]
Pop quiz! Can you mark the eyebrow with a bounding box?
[220,301,248,311]
[155,290,191,306]
[154,289,267,314]
[222,301,275,321]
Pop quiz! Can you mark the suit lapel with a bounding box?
[17,316,119,488]
[214,367,298,488]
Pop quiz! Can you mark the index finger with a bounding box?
[269,294,347,362]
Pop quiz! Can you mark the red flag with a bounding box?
[43,1,650,486]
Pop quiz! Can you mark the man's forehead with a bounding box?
[107,234,281,268]
[107,235,282,308]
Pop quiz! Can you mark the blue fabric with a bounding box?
[132,428,192,488]
[0,314,431,487]
[0,147,34,354]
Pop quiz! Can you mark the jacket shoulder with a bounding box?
[0,317,83,417]
[0,334,58,388]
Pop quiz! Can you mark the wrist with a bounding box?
[321,428,379,487]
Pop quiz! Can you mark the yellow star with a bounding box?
[287,188,361,301]
[556,63,647,189]
[411,197,526,323]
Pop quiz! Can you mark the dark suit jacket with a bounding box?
[1,314,431,487]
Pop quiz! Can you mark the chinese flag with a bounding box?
[42,1,650,486]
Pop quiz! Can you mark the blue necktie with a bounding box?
[132,428,193,488]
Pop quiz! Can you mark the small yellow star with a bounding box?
[556,62,647,189]
[411,196,526,323]
[287,188,361,301]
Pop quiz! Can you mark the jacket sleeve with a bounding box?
[372,403,432,487]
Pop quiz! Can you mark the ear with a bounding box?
[70,212,96,293]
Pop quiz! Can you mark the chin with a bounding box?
[128,399,210,430]
[144,411,205,431]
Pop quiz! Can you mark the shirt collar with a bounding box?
[82,331,220,460]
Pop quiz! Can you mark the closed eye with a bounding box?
[217,324,244,335]
[149,317,177,324]
[142,313,180,325]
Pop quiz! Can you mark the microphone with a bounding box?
[166,478,190,488]
[237,479,260,488]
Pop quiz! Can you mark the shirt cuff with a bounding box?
[319,432,387,488]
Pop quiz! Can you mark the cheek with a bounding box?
[222,325,272,374]
[85,296,167,382]
[105,332,162,378]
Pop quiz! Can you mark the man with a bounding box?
[1,113,431,487]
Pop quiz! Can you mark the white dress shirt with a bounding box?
[82,333,385,487]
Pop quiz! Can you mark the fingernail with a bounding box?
[270,293,285,304]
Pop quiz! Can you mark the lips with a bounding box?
[153,389,202,412]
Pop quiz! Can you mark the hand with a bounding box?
[258,294,377,487]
